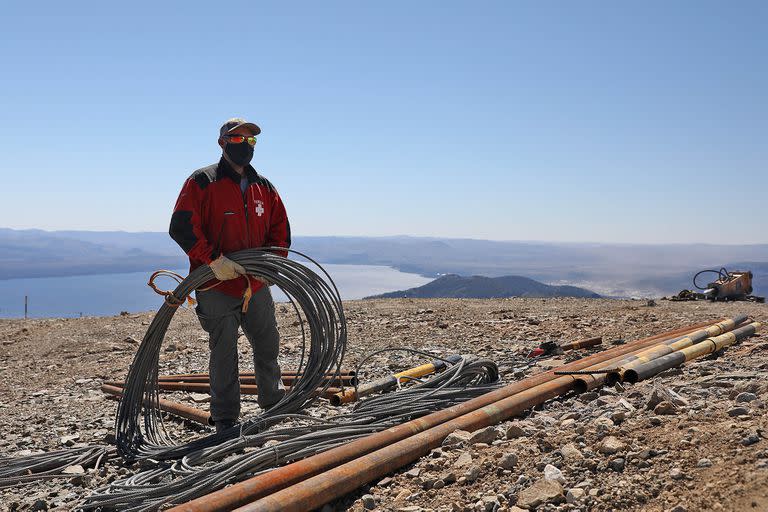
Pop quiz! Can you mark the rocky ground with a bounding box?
[0,297,766,511]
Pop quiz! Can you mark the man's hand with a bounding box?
[209,255,246,281]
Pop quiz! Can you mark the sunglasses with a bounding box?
[222,135,257,146]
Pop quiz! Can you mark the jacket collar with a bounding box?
[216,156,260,184]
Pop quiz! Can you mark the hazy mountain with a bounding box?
[0,228,184,280]
[0,228,766,298]
[367,274,601,299]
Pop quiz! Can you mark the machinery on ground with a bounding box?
[671,267,764,302]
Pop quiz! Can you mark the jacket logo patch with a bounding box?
[254,200,265,217]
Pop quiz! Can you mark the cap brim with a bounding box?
[225,122,261,136]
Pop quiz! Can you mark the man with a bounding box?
[169,118,291,433]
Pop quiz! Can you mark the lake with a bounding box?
[0,264,433,318]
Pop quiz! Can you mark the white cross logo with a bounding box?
[255,201,264,216]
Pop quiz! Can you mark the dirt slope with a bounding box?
[0,298,766,511]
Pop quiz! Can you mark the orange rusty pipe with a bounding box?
[560,336,602,351]
[233,327,713,512]
[169,319,716,512]
[575,316,743,391]
[104,382,341,400]
[101,384,211,425]
[159,370,356,380]
[154,374,358,387]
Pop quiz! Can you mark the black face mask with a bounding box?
[224,142,254,167]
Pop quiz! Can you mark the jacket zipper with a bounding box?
[242,181,250,247]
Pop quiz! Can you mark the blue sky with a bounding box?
[1,2,765,243]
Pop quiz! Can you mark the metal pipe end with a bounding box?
[604,372,621,386]
[623,369,639,384]
[573,379,589,393]
[330,394,343,406]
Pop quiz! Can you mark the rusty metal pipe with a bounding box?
[603,315,748,385]
[573,318,738,392]
[135,375,358,387]
[159,370,356,380]
[624,322,761,383]
[104,382,341,400]
[101,384,211,425]
[169,319,716,512]
[560,336,602,351]
[232,329,708,512]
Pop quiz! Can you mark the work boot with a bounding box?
[215,419,238,434]
[260,388,286,412]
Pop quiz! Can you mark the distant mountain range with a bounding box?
[367,274,601,299]
[1,228,766,298]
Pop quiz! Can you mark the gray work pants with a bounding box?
[195,285,284,422]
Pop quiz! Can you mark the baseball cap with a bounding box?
[219,117,261,137]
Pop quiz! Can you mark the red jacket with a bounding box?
[169,158,291,298]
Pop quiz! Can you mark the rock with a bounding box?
[727,406,750,417]
[432,479,445,489]
[378,476,394,487]
[62,464,85,475]
[647,386,685,410]
[506,424,527,439]
[669,468,686,480]
[405,468,421,478]
[123,336,139,344]
[60,435,80,446]
[543,464,565,483]
[697,458,713,468]
[164,343,177,352]
[465,465,481,482]
[455,452,473,468]
[742,433,761,446]
[668,505,687,512]
[31,499,48,511]
[566,487,585,504]
[394,489,411,503]
[517,478,564,509]
[654,401,678,415]
[190,393,210,403]
[480,496,500,512]
[469,426,500,445]
[561,443,584,462]
[598,436,626,455]
[608,458,625,472]
[500,452,518,470]
[361,494,376,510]
[736,392,757,403]
[611,410,626,424]
[593,416,614,431]
[443,429,472,446]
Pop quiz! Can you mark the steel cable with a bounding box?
[81,354,500,511]
[114,247,347,462]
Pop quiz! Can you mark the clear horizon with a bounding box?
[1,2,766,244]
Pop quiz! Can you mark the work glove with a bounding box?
[209,255,246,281]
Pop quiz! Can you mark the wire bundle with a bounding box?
[0,446,115,490]
[115,247,348,461]
[82,354,499,511]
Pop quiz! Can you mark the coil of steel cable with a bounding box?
[82,352,499,511]
[115,247,347,462]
